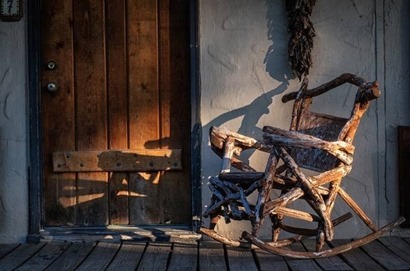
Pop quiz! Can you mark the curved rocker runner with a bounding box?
[200,73,405,258]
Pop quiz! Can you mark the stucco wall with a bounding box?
[383,0,410,227]
[200,0,410,239]
[0,17,28,243]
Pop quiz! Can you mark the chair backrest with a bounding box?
[283,74,380,172]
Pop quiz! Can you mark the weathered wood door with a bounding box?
[40,0,192,226]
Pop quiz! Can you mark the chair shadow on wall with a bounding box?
[202,83,287,168]
[203,0,294,168]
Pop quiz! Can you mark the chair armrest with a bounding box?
[263,126,354,165]
[209,126,270,152]
[209,126,271,173]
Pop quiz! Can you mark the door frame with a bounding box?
[27,0,201,235]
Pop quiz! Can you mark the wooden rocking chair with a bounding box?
[200,73,405,258]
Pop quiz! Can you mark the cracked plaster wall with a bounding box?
[0,18,28,243]
[200,0,410,239]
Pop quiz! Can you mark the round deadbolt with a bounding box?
[47,61,57,70]
[47,82,58,92]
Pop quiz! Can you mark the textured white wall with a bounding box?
[0,18,28,243]
[200,0,410,239]
[382,0,410,228]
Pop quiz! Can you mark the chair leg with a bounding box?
[338,187,378,231]
[253,150,279,236]
[277,147,334,240]
[325,178,342,213]
[316,222,325,252]
[271,213,283,242]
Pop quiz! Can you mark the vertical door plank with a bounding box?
[127,0,161,224]
[73,0,108,225]
[105,0,129,225]
[158,0,191,224]
[170,0,191,223]
[158,0,171,226]
[41,1,76,226]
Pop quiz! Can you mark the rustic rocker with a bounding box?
[200,73,405,258]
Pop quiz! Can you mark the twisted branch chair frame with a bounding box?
[200,73,405,258]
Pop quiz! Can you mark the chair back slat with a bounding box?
[291,111,348,172]
[285,75,380,172]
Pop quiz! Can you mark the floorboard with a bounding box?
[402,237,410,245]
[361,239,410,270]
[0,243,46,271]
[302,239,353,270]
[137,242,171,270]
[0,237,409,270]
[167,242,198,271]
[198,241,227,271]
[378,236,410,263]
[105,242,145,271]
[45,242,95,271]
[285,242,322,271]
[330,239,385,271]
[0,243,20,259]
[253,249,289,271]
[75,242,120,271]
[15,242,71,271]
[226,246,258,271]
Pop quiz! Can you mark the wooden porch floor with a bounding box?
[1,236,410,270]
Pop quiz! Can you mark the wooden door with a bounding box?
[40,0,192,226]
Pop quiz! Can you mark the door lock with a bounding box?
[47,60,57,70]
[47,82,58,92]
